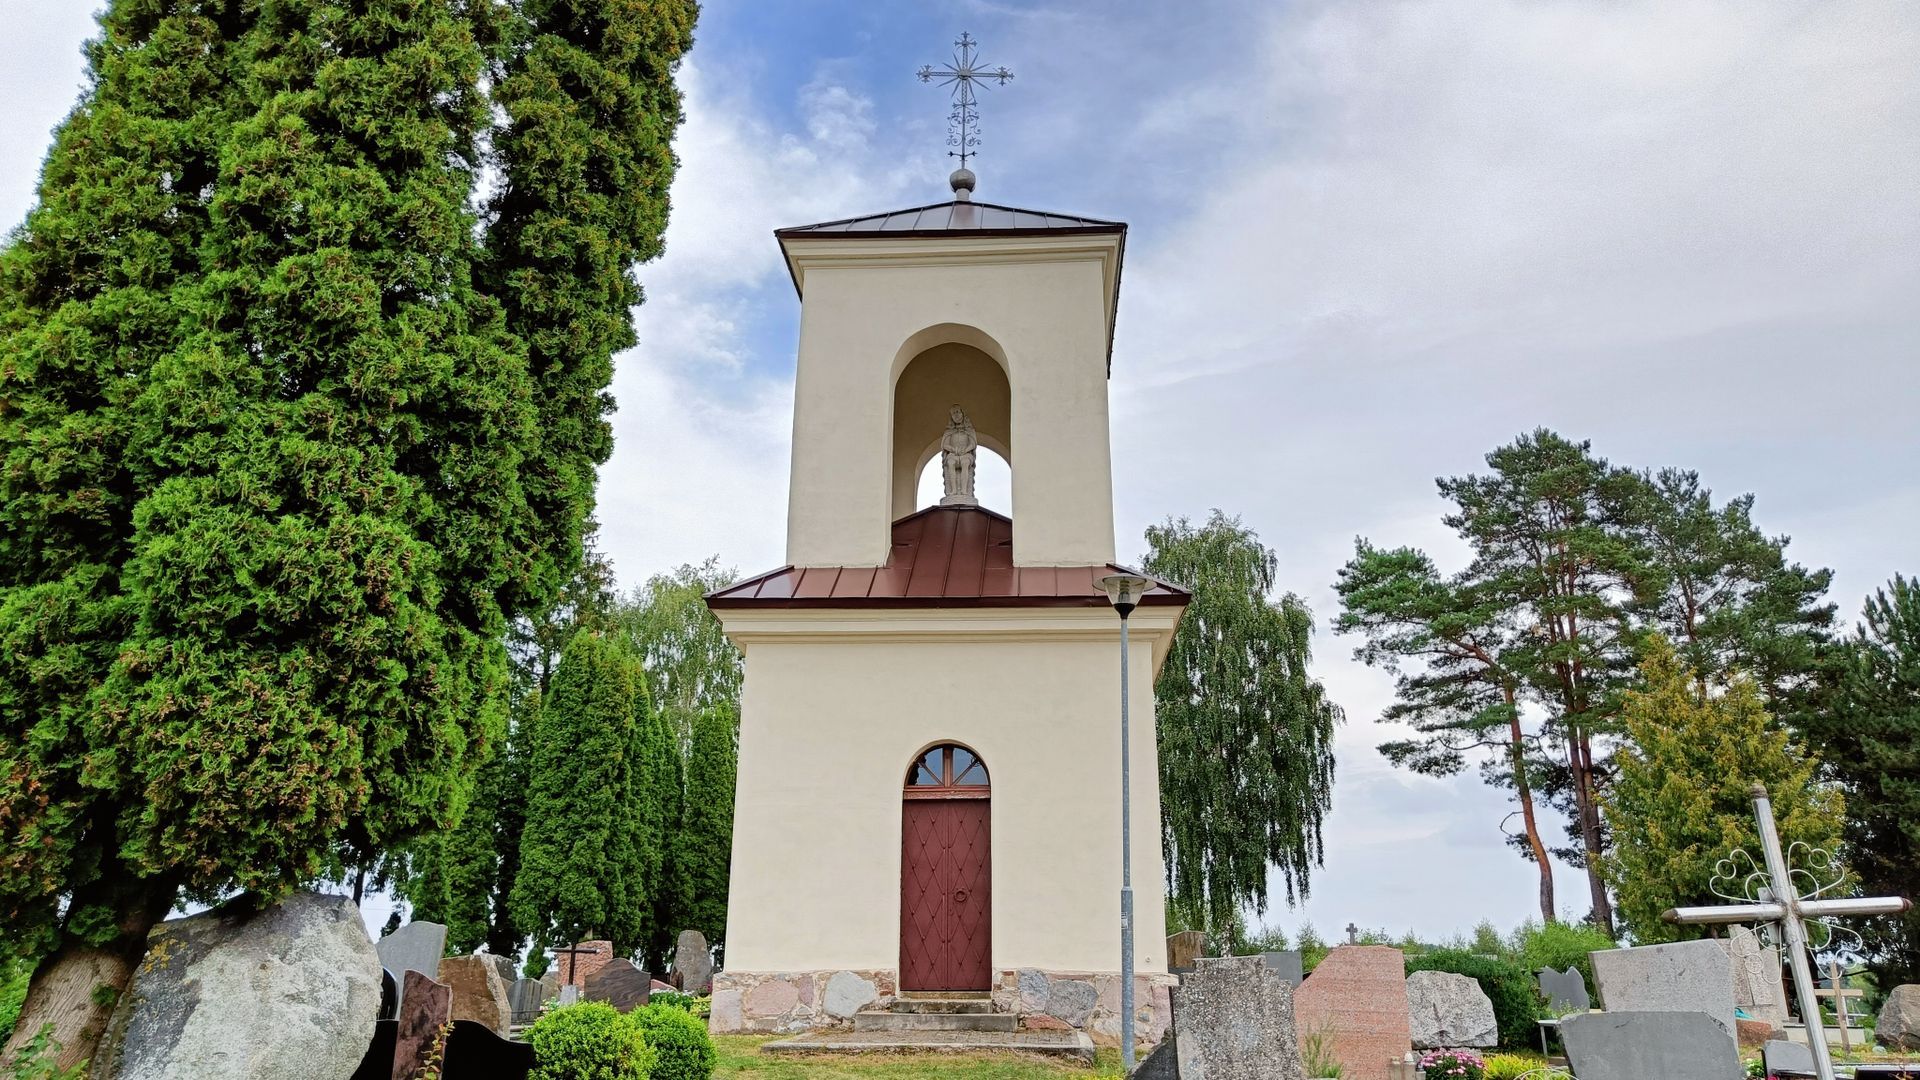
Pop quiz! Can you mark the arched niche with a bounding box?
[890,336,1012,520]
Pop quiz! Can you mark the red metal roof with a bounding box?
[706,507,1189,610]
[775,199,1125,239]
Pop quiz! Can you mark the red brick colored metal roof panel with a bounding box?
[775,199,1125,239]
[706,507,1189,610]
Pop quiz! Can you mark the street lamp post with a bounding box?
[1096,572,1151,1073]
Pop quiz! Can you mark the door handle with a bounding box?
[954,889,969,904]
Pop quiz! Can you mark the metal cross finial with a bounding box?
[917,32,1014,169]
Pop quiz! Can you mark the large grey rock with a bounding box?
[375,920,448,984]
[1017,968,1050,1012]
[1878,984,1920,1050]
[672,929,712,994]
[97,891,382,1080]
[1405,970,1497,1049]
[1172,954,1304,1080]
[1047,979,1099,1028]
[1560,1011,1741,1080]
[1536,966,1590,1013]
[1723,925,1789,1027]
[823,971,878,1018]
[1590,939,1736,1038]
[1261,950,1304,988]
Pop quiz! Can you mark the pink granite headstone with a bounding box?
[391,970,452,1080]
[1292,946,1412,1080]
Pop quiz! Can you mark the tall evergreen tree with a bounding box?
[1143,512,1342,938]
[0,1,695,1064]
[672,704,737,960]
[1798,575,1920,986]
[1599,637,1843,943]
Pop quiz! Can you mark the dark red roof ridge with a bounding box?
[776,198,1126,238]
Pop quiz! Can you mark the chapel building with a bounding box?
[705,170,1188,1040]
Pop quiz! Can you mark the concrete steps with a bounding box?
[852,1010,1016,1032]
[760,1029,1095,1063]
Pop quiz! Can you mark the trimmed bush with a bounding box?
[1406,949,1539,1050]
[528,1002,656,1080]
[630,1003,715,1080]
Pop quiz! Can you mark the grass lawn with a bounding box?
[713,1036,1127,1079]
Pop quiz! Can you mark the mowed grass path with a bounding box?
[713,1036,1125,1079]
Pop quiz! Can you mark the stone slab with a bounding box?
[1167,931,1207,972]
[1590,939,1736,1038]
[583,958,652,1013]
[482,952,518,986]
[1405,969,1497,1048]
[1536,966,1589,1013]
[349,1019,398,1080]
[392,970,452,1080]
[1132,1036,1178,1079]
[507,978,549,1026]
[1560,1010,1741,1080]
[553,940,613,990]
[1172,954,1304,1080]
[1292,946,1410,1080]
[442,1018,536,1080]
[673,929,713,994]
[439,954,512,1034]
[1763,1038,1816,1076]
[376,921,447,985]
[1724,925,1789,1027]
[1262,950,1305,988]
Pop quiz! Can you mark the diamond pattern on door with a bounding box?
[900,798,991,991]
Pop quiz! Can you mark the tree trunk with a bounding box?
[2,881,177,1073]
[1566,730,1615,937]
[1507,697,1557,924]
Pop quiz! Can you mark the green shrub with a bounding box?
[1483,1052,1553,1080]
[1407,949,1540,1050]
[527,1002,656,1080]
[0,961,30,1046]
[646,991,697,1013]
[630,1003,715,1080]
[1512,921,1612,995]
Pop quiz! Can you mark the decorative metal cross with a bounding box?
[917,32,1014,168]
[1664,783,1910,1080]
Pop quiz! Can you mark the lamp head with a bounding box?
[1095,573,1153,619]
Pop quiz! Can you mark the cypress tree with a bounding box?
[672,704,738,958]
[0,1,695,1065]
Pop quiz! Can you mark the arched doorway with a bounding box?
[900,743,992,992]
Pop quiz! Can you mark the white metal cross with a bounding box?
[917,32,1014,168]
[1664,783,1910,1080]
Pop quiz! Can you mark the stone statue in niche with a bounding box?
[940,405,978,507]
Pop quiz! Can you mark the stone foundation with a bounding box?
[709,967,1176,1043]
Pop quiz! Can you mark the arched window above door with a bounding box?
[904,743,990,797]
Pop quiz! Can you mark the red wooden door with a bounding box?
[900,797,992,991]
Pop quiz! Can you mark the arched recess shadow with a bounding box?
[890,326,1013,520]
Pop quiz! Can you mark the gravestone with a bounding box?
[482,951,518,987]
[673,929,712,994]
[442,1018,537,1080]
[556,985,580,1006]
[1405,970,1497,1048]
[1132,1036,1179,1079]
[507,979,550,1026]
[1723,925,1789,1027]
[376,921,449,986]
[1879,984,1920,1050]
[1590,939,1736,1038]
[1171,954,1303,1080]
[349,1020,398,1080]
[1762,1038,1817,1077]
[1262,950,1305,988]
[392,970,453,1080]
[94,891,383,1080]
[553,940,613,989]
[1559,1011,1741,1080]
[1536,966,1589,1013]
[379,968,400,1021]
[1292,946,1411,1080]
[1167,930,1208,972]
[439,954,512,1034]
[583,958,653,1013]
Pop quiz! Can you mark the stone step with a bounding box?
[887,997,996,1014]
[898,990,991,1000]
[853,1010,1017,1032]
[763,1029,1094,1063]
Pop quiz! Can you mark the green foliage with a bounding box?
[1143,511,1342,933]
[3,1025,86,1080]
[527,1002,655,1080]
[0,0,696,1028]
[1798,575,1920,988]
[510,631,658,955]
[615,560,742,750]
[1600,637,1844,943]
[1406,950,1540,1051]
[1511,920,1612,995]
[630,1003,715,1080]
[1417,1050,1486,1080]
[0,961,28,1046]
[1481,1053,1552,1080]
[672,705,737,958]
[1301,1027,1343,1077]
[646,990,698,1013]
[1296,923,1330,974]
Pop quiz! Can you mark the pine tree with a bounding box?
[672,704,738,958]
[1798,576,1920,986]
[1600,637,1843,942]
[1143,512,1343,937]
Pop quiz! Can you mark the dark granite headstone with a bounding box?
[1132,1035,1180,1078]
[507,978,549,1026]
[583,958,652,1013]
[442,1018,535,1080]
[392,970,452,1080]
[1559,1011,1741,1080]
[350,1020,398,1080]
[379,968,400,1021]
[672,929,712,994]
[1536,965,1590,1013]
[1261,950,1305,988]
[1762,1039,1815,1078]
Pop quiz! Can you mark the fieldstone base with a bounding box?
[709,968,1175,1045]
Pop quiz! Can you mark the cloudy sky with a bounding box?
[4,2,1916,943]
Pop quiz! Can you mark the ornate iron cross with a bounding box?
[917,32,1014,168]
[1664,784,1910,1080]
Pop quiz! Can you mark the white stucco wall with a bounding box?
[718,606,1176,978]
[780,235,1122,568]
